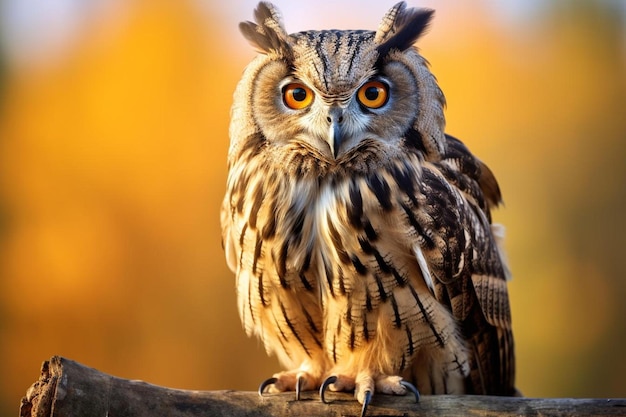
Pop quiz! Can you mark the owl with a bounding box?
[221,1,516,414]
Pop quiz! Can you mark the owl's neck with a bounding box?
[266,138,406,180]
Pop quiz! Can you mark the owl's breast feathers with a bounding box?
[222,131,514,395]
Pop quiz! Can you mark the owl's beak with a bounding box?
[326,108,344,158]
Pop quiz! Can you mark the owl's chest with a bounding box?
[257,172,401,277]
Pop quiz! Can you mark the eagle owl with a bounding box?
[221,1,516,412]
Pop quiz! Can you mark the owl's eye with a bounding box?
[283,83,314,110]
[357,81,389,109]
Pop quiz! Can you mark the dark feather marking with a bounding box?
[332,335,337,363]
[351,254,368,275]
[236,195,245,215]
[238,223,248,269]
[346,33,360,75]
[270,308,292,360]
[408,284,445,347]
[291,210,306,245]
[349,325,356,350]
[302,307,322,348]
[390,264,408,287]
[365,287,373,311]
[247,276,255,324]
[273,308,288,340]
[277,334,291,360]
[248,185,264,230]
[368,245,407,287]
[363,311,370,342]
[338,266,346,295]
[302,249,312,272]
[318,32,331,90]
[347,180,363,228]
[332,34,341,55]
[328,214,350,263]
[367,173,393,211]
[280,301,311,357]
[303,31,318,43]
[452,353,464,373]
[370,247,389,272]
[406,325,415,356]
[364,221,378,241]
[358,236,374,254]
[374,273,388,302]
[252,233,262,274]
[404,128,428,154]
[234,173,251,214]
[260,174,278,239]
[324,256,336,297]
[258,272,267,306]
[299,272,313,291]
[400,354,406,371]
[261,215,276,240]
[389,293,402,328]
[276,243,289,288]
[443,134,481,177]
[391,163,419,207]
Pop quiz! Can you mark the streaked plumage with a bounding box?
[221,1,516,405]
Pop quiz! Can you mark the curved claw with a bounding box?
[319,375,338,404]
[360,390,372,417]
[258,377,278,397]
[295,374,304,401]
[400,380,420,403]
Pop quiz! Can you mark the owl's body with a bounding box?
[222,2,515,404]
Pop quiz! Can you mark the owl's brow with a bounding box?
[291,30,378,94]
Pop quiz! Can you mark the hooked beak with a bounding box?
[326,107,344,158]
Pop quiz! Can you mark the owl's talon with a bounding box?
[319,375,338,404]
[258,377,278,397]
[360,390,372,417]
[295,374,304,400]
[400,380,420,403]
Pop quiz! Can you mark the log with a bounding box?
[20,356,626,417]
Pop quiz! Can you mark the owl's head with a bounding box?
[230,2,446,174]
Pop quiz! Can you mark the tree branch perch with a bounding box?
[20,356,626,416]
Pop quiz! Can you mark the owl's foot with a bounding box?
[319,374,419,416]
[258,371,317,400]
[375,375,420,401]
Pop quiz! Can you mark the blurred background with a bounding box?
[0,0,625,414]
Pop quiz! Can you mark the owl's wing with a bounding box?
[410,134,515,395]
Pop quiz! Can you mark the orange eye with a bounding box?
[357,81,388,109]
[283,83,314,110]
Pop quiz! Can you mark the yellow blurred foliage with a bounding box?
[0,1,625,413]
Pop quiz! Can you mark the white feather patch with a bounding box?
[414,245,435,294]
[491,223,513,281]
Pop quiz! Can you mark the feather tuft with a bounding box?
[376,2,434,57]
[239,2,293,57]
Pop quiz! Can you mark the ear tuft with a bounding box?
[375,2,434,57]
[239,2,293,57]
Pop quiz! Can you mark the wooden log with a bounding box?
[20,356,626,417]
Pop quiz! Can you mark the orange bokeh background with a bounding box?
[1,1,625,413]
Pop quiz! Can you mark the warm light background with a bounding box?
[1,0,625,414]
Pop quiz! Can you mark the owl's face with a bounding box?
[250,31,422,161]
[231,2,445,172]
